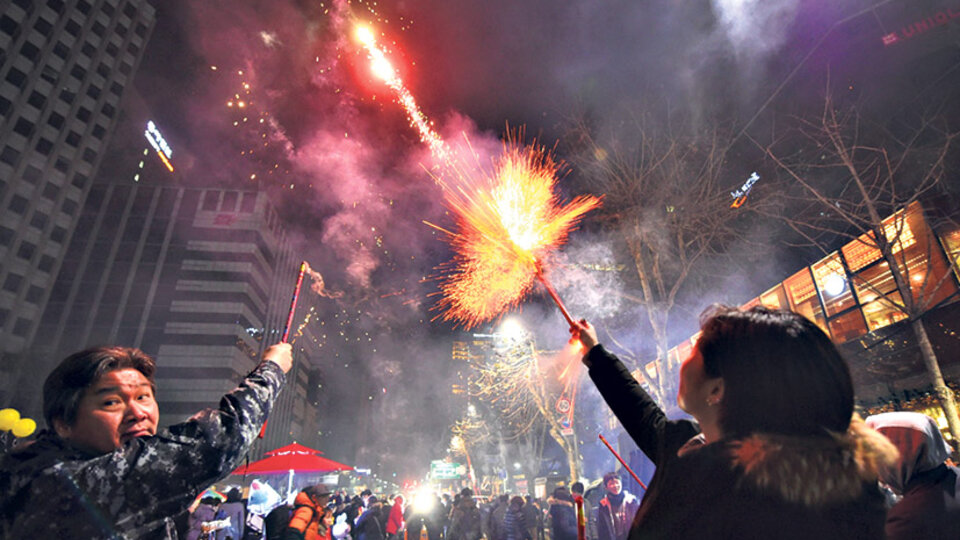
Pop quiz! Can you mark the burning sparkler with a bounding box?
[429,142,600,329]
[353,22,600,330]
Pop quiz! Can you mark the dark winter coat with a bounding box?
[448,498,482,540]
[596,492,639,540]
[355,504,386,540]
[502,507,529,540]
[547,497,577,540]
[586,345,895,540]
[0,361,285,539]
[487,502,507,540]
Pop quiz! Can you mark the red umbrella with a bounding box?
[233,443,353,475]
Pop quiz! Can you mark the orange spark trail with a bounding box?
[355,26,450,162]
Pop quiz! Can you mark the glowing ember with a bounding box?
[354,25,450,161]
[430,143,600,328]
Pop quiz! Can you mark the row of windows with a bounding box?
[5,189,78,217]
[0,14,144,58]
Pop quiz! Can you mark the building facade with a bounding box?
[0,0,155,400]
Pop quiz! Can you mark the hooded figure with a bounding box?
[866,411,960,539]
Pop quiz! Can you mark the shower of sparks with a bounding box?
[354,25,450,161]
[429,142,601,329]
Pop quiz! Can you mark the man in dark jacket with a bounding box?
[595,474,638,540]
[487,494,509,540]
[354,499,385,540]
[0,343,292,538]
[548,487,577,540]
[448,488,482,540]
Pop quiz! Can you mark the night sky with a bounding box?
[107,0,960,481]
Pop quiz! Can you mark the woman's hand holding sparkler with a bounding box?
[571,319,599,359]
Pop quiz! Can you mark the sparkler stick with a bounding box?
[574,495,586,540]
[262,261,306,439]
[598,433,648,491]
[281,261,308,343]
[535,263,576,330]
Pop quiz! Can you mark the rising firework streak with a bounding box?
[354,25,450,161]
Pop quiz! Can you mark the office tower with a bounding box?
[0,0,156,401]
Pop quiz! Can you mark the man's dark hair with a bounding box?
[460,487,473,498]
[570,482,584,494]
[361,489,373,497]
[697,305,854,438]
[602,472,619,485]
[43,346,156,429]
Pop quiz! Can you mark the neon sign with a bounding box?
[730,172,759,208]
[144,121,174,172]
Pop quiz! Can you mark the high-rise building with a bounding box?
[19,183,313,436]
[0,0,156,399]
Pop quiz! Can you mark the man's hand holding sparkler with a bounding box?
[262,343,293,374]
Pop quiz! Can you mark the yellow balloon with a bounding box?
[12,418,36,438]
[0,408,20,431]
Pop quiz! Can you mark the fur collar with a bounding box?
[727,416,899,507]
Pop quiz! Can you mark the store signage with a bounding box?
[144,120,174,172]
[882,5,960,46]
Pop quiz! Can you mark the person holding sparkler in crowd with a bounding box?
[572,306,898,539]
[0,343,292,538]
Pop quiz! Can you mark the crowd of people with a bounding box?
[2,305,960,538]
[177,479,648,540]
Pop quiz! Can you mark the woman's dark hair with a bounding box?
[696,305,853,438]
[42,346,156,429]
[509,496,525,509]
[226,488,243,502]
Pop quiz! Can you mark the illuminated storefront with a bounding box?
[640,201,960,434]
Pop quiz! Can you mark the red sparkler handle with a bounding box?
[574,495,586,540]
[281,261,308,343]
[598,433,648,491]
[534,265,577,330]
[262,261,307,439]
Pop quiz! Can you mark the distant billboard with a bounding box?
[145,120,174,172]
[430,460,465,480]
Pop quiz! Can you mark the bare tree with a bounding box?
[467,332,581,481]
[569,117,755,407]
[754,95,960,439]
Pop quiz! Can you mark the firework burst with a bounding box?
[352,22,600,329]
[430,141,601,329]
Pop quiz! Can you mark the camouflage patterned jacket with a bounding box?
[0,360,286,539]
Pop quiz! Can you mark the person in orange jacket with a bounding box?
[285,485,332,540]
